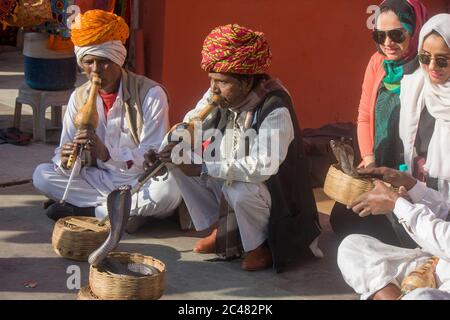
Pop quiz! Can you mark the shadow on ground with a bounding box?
[0,184,356,300]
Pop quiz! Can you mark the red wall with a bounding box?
[142,0,449,129]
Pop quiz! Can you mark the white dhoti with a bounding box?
[337,234,432,300]
[33,163,182,219]
[403,288,450,300]
[170,166,271,252]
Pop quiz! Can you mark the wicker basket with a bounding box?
[89,252,166,300]
[77,286,101,300]
[323,164,374,206]
[52,216,110,261]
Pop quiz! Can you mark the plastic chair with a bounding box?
[13,83,73,143]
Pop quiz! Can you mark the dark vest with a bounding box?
[254,90,321,272]
[210,90,321,272]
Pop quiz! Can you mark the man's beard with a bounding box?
[217,96,234,110]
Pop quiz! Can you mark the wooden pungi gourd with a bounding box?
[61,74,101,204]
[398,256,440,299]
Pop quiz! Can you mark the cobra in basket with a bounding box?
[75,96,223,299]
[323,139,375,206]
[88,252,165,300]
[324,164,375,206]
[82,186,165,300]
[80,95,223,300]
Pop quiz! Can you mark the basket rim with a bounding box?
[90,252,166,279]
[324,164,375,205]
[56,216,109,234]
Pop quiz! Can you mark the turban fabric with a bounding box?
[71,9,129,67]
[71,9,129,47]
[74,40,128,67]
[201,24,272,75]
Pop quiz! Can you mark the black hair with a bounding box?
[229,73,269,89]
[424,30,443,41]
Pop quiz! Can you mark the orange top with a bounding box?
[357,52,387,158]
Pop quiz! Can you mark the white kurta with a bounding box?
[170,166,272,252]
[338,181,450,299]
[180,89,295,183]
[33,80,181,218]
[169,90,324,254]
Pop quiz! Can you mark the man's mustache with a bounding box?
[217,96,232,109]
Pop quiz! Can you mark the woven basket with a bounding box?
[323,164,374,206]
[52,216,110,261]
[89,252,166,300]
[77,286,101,300]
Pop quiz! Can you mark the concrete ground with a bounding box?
[0,48,357,300]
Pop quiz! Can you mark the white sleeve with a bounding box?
[183,89,212,122]
[394,197,450,259]
[52,91,78,176]
[206,107,294,183]
[104,86,169,170]
[407,181,450,220]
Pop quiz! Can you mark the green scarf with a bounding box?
[383,60,404,95]
[378,0,416,95]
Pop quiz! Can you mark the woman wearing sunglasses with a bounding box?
[337,14,450,300]
[330,0,427,248]
[400,13,450,201]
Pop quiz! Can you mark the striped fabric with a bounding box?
[201,24,272,75]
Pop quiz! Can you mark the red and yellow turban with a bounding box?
[201,24,272,75]
[71,9,129,67]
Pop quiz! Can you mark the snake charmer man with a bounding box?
[33,9,181,233]
[147,24,322,271]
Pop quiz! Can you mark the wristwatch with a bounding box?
[200,162,209,180]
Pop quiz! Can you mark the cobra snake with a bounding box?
[87,95,220,276]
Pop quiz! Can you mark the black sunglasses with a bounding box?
[418,54,449,69]
[372,28,406,45]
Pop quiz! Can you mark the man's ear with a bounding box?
[241,76,254,95]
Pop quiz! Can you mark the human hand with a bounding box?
[60,142,77,169]
[363,155,376,169]
[357,167,417,190]
[158,142,178,163]
[348,180,400,217]
[157,142,201,176]
[143,149,167,177]
[73,129,109,162]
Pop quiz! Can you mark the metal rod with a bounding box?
[60,149,82,204]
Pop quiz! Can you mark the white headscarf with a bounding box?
[419,14,450,180]
[74,40,127,68]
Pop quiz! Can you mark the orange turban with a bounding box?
[71,9,129,47]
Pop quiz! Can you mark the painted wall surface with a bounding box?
[142,0,449,128]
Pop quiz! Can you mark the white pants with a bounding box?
[33,163,182,219]
[403,288,450,300]
[337,234,433,300]
[170,166,271,252]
